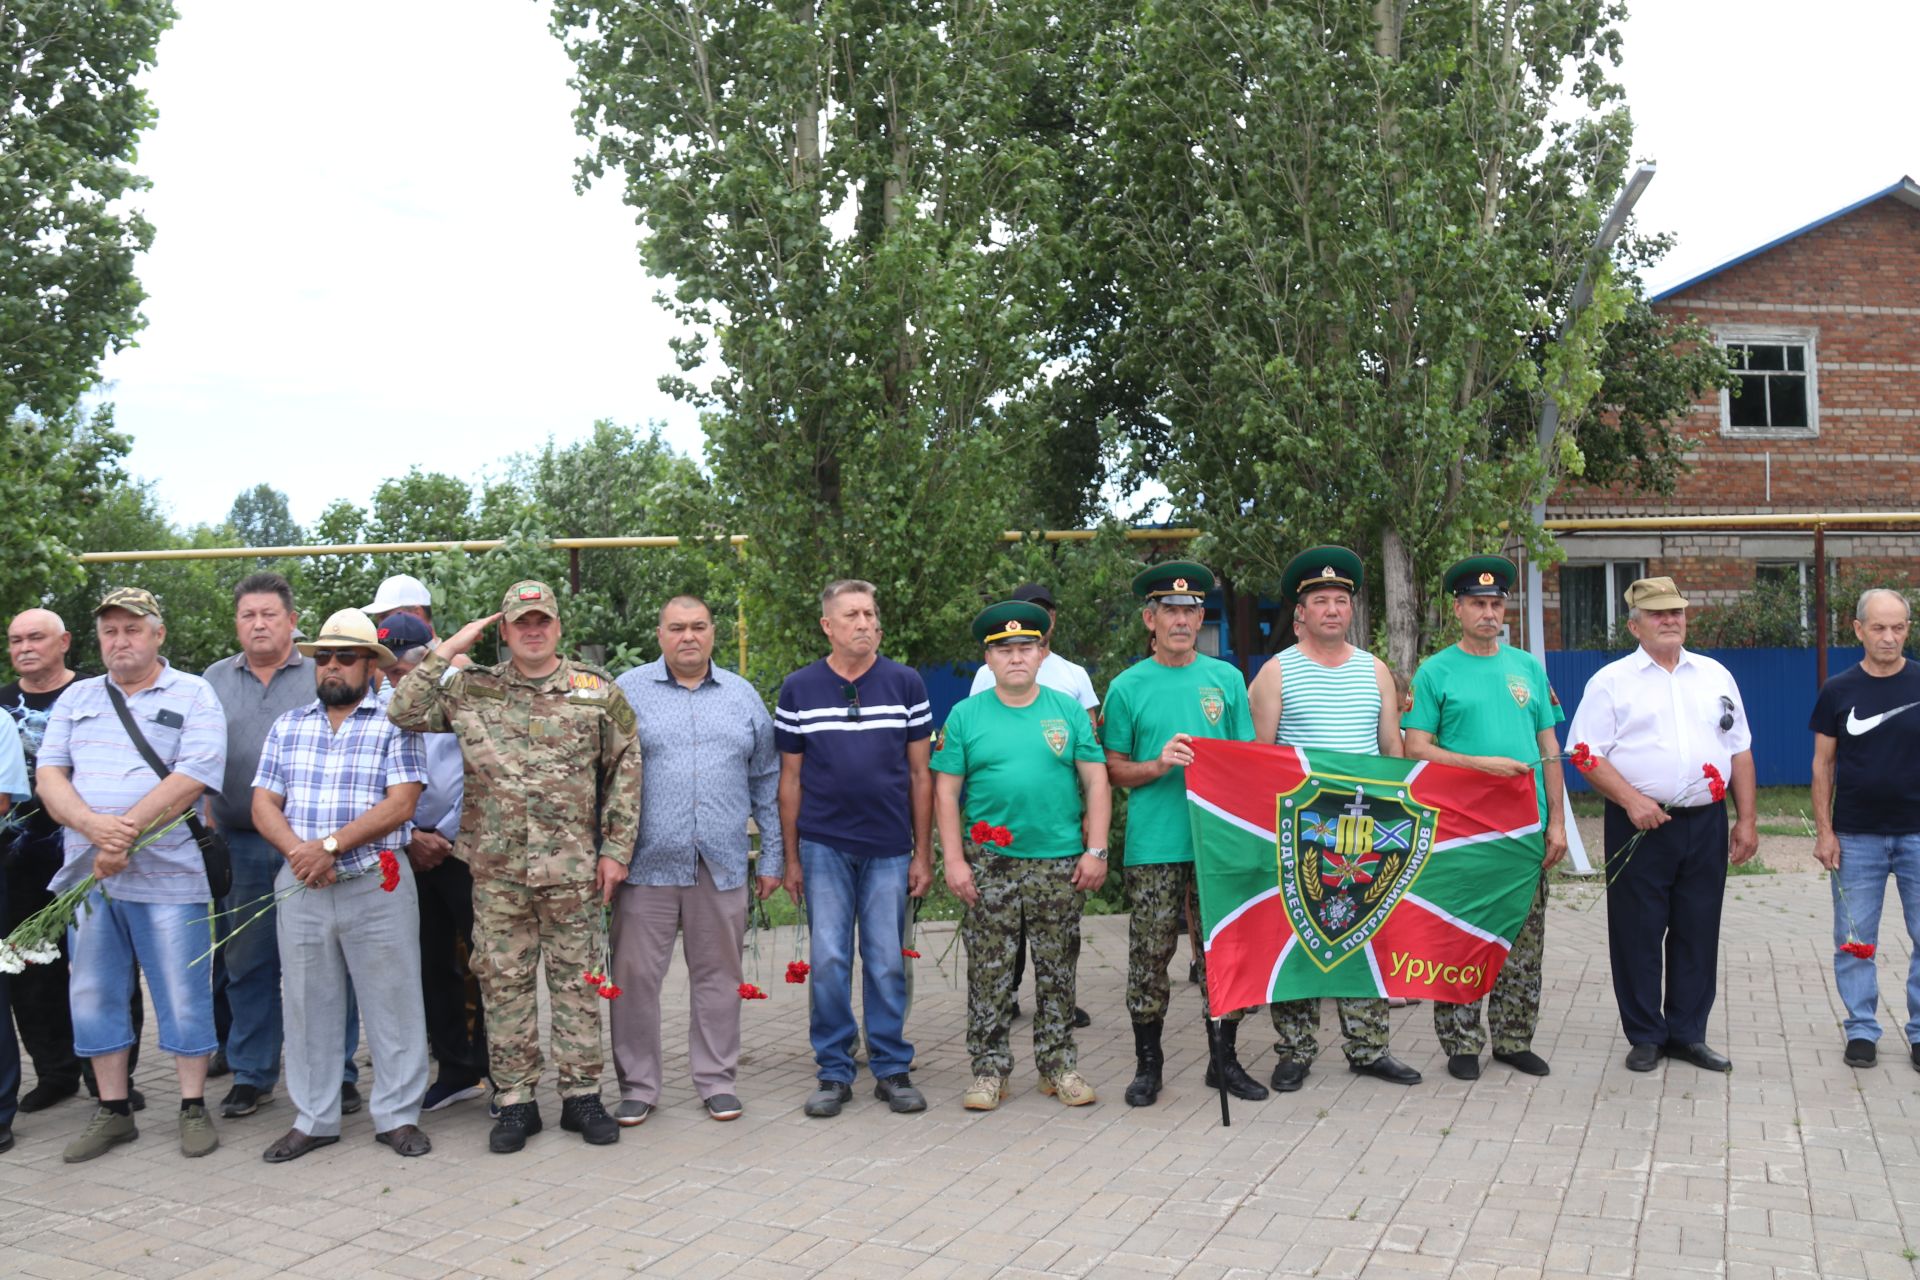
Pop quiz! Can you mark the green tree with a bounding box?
[2,0,177,419]
[552,0,1091,686]
[226,484,303,561]
[1096,0,1705,673]
[0,404,133,620]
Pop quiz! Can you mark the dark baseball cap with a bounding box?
[1011,582,1056,609]
[375,612,435,652]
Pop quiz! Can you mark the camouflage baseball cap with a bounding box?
[94,586,163,619]
[501,579,560,622]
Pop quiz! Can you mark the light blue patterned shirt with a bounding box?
[615,658,784,889]
[253,689,429,880]
[39,661,229,903]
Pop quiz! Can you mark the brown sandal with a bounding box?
[375,1124,432,1157]
[262,1128,339,1163]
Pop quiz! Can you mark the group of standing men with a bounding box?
[4,545,1916,1161]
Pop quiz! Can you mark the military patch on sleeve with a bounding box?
[1548,685,1560,707]
[933,726,946,754]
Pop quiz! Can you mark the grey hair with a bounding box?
[820,579,879,615]
[1626,607,1641,622]
[1856,588,1913,623]
[394,644,432,665]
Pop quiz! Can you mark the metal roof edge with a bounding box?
[1651,176,1920,305]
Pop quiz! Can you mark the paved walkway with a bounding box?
[1,870,1913,1279]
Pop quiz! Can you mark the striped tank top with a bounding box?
[1275,644,1380,753]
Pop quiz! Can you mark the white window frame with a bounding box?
[1716,324,1819,439]
[1560,559,1647,648]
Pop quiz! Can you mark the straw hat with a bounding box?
[297,608,397,668]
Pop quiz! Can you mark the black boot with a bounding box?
[1124,1020,1165,1107]
[1202,1020,1270,1100]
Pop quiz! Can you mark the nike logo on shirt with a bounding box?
[1845,701,1920,735]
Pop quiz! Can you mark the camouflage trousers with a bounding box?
[1124,861,1212,1023]
[962,853,1084,1078]
[1433,872,1547,1056]
[472,876,604,1105]
[1268,996,1391,1066]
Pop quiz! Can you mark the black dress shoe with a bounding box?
[1844,1038,1877,1068]
[18,1078,80,1112]
[1664,1042,1731,1072]
[1493,1049,1551,1077]
[1625,1043,1661,1071]
[1270,1059,1310,1092]
[1447,1053,1480,1080]
[1910,1042,1920,1072]
[1349,1054,1422,1085]
[1072,1006,1091,1029]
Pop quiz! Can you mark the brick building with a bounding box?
[1539,177,1920,648]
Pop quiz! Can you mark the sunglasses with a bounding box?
[842,683,861,722]
[311,650,369,667]
[1718,695,1735,732]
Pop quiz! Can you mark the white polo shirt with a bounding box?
[968,650,1099,709]
[1566,646,1752,806]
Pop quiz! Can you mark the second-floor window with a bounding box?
[1719,327,1818,437]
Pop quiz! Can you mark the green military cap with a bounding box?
[501,579,560,622]
[1131,560,1214,606]
[1444,555,1517,598]
[94,586,162,619]
[972,599,1051,646]
[1281,546,1363,600]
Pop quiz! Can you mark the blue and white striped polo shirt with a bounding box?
[774,656,932,859]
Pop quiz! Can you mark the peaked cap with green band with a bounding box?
[1444,555,1517,598]
[1281,546,1363,601]
[1132,560,1214,605]
[972,599,1051,646]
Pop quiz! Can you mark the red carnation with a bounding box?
[990,826,1012,847]
[738,982,768,1000]
[1841,940,1876,960]
[597,983,623,999]
[785,960,811,984]
[583,971,602,985]
[901,948,921,959]
[378,849,401,892]
[970,821,993,845]
[1569,742,1596,774]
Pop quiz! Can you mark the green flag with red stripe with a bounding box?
[1187,740,1543,1012]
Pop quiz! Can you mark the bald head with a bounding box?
[8,608,73,690]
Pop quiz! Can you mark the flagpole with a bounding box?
[1204,1016,1232,1127]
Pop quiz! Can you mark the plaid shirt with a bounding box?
[253,690,429,879]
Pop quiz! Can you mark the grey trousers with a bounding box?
[609,859,748,1103]
[277,861,428,1136]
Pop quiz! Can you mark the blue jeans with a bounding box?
[69,893,218,1058]
[800,841,913,1082]
[1832,831,1920,1043]
[220,831,363,1087]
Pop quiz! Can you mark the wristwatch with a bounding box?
[1084,847,1108,861]
[322,835,340,855]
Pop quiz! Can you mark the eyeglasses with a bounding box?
[842,683,861,722]
[311,650,368,667]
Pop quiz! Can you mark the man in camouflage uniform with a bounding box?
[388,580,641,1152]
[1101,563,1266,1107]
[1403,556,1566,1080]
[935,600,1110,1110]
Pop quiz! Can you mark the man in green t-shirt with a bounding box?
[935,601,1111,1111]
[1101,562,1265,1107]
[1403,556,1568,1081]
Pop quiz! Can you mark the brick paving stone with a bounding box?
[9,874,1920,1276]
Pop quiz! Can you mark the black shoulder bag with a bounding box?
[102,682,233,900]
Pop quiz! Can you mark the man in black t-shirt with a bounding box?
[1810,588,1920,1071]
[4,608,143,1112]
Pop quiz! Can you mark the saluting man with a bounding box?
[1102,562,1265,1107]
[1402,556,1567,1081]
[936,600,1111,1111]
[388,580,642,1152]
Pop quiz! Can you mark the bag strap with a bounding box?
[103,680,173,781]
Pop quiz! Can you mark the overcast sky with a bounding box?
[94,1,1920,532]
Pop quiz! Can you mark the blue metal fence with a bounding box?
[1547,647,1866,788]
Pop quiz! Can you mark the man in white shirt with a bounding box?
[1566,577,1758,1074]
[968,583,1098,1028]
